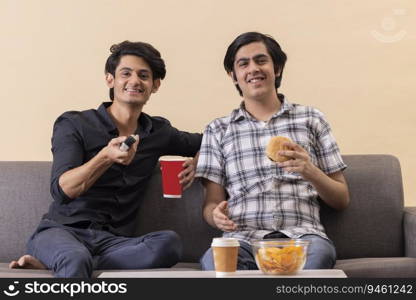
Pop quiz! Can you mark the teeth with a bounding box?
[125,88,143,92]
[248,77,264,83]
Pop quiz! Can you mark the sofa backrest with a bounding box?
[0,162,53,262]
[0,161,221,263]
[0,154,405,263]
[135,166,221,262]
[321,154,404,259]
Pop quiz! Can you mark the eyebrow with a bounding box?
[235,53,269,64]
[118,67,150,73]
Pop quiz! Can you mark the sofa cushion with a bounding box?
[335,257,416,277]
[0,262,200,278]
[0,263,53,278]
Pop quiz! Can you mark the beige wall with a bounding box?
[1,0,415,205]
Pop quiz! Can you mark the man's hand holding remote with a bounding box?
[104,135,140,166]
[120,135,137,152]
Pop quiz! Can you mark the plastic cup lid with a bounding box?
[211,238,240,247]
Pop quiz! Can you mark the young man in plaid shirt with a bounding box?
[196,32,350,270]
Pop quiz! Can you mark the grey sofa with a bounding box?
[0,155,415,277]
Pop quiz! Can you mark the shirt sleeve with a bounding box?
[312,111,347,174]
[50,114,85,203]
[195,124,226,186]
[165,125,203,157]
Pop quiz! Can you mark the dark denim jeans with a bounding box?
[27,219,182,278]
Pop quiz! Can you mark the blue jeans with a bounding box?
[27,219,182,278]
[200,233,336,270]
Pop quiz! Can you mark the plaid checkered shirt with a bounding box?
[195,96,347,243]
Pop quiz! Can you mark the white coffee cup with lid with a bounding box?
[211,238,240,276]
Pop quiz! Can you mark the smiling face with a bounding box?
[106,55,160,107]
[231,42,280,101]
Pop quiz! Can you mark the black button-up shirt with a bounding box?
[45,102,202,236]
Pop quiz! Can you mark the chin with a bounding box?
[248,92,267,100]
[125,97,149,104]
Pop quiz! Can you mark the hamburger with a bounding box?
[265,136,293,162]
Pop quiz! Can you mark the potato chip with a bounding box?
[256,245,306,275]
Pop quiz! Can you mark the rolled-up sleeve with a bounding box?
[312,111,347,174]
[50,114,84,203]
[195,124,226,186]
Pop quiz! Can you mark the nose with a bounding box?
[247,61,260,74]
[128,72,141,85]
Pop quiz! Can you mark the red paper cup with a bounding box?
[159,156,187,198]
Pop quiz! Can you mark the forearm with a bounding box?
[304,167,349,210]
[202,179,227,228]
[203,202,219,228]
[194,151,200,162]
[59,148,113,199]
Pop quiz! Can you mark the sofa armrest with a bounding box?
[404,207,416,257]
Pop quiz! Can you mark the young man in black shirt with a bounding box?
[9,41,202,277]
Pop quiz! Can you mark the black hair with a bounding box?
[104,41,166,100]
[223,32,287,96]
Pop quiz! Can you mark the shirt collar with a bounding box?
[230,94,294,123]
[97,102,153,136]
[98,102,117,133]
[137,111,153,137]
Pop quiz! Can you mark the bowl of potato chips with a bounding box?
[251,239,310,275]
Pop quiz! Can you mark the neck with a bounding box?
[243,91,281,121]
[107,101,142,136]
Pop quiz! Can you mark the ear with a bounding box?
[151,79,161,93]
[105,73,114,88]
